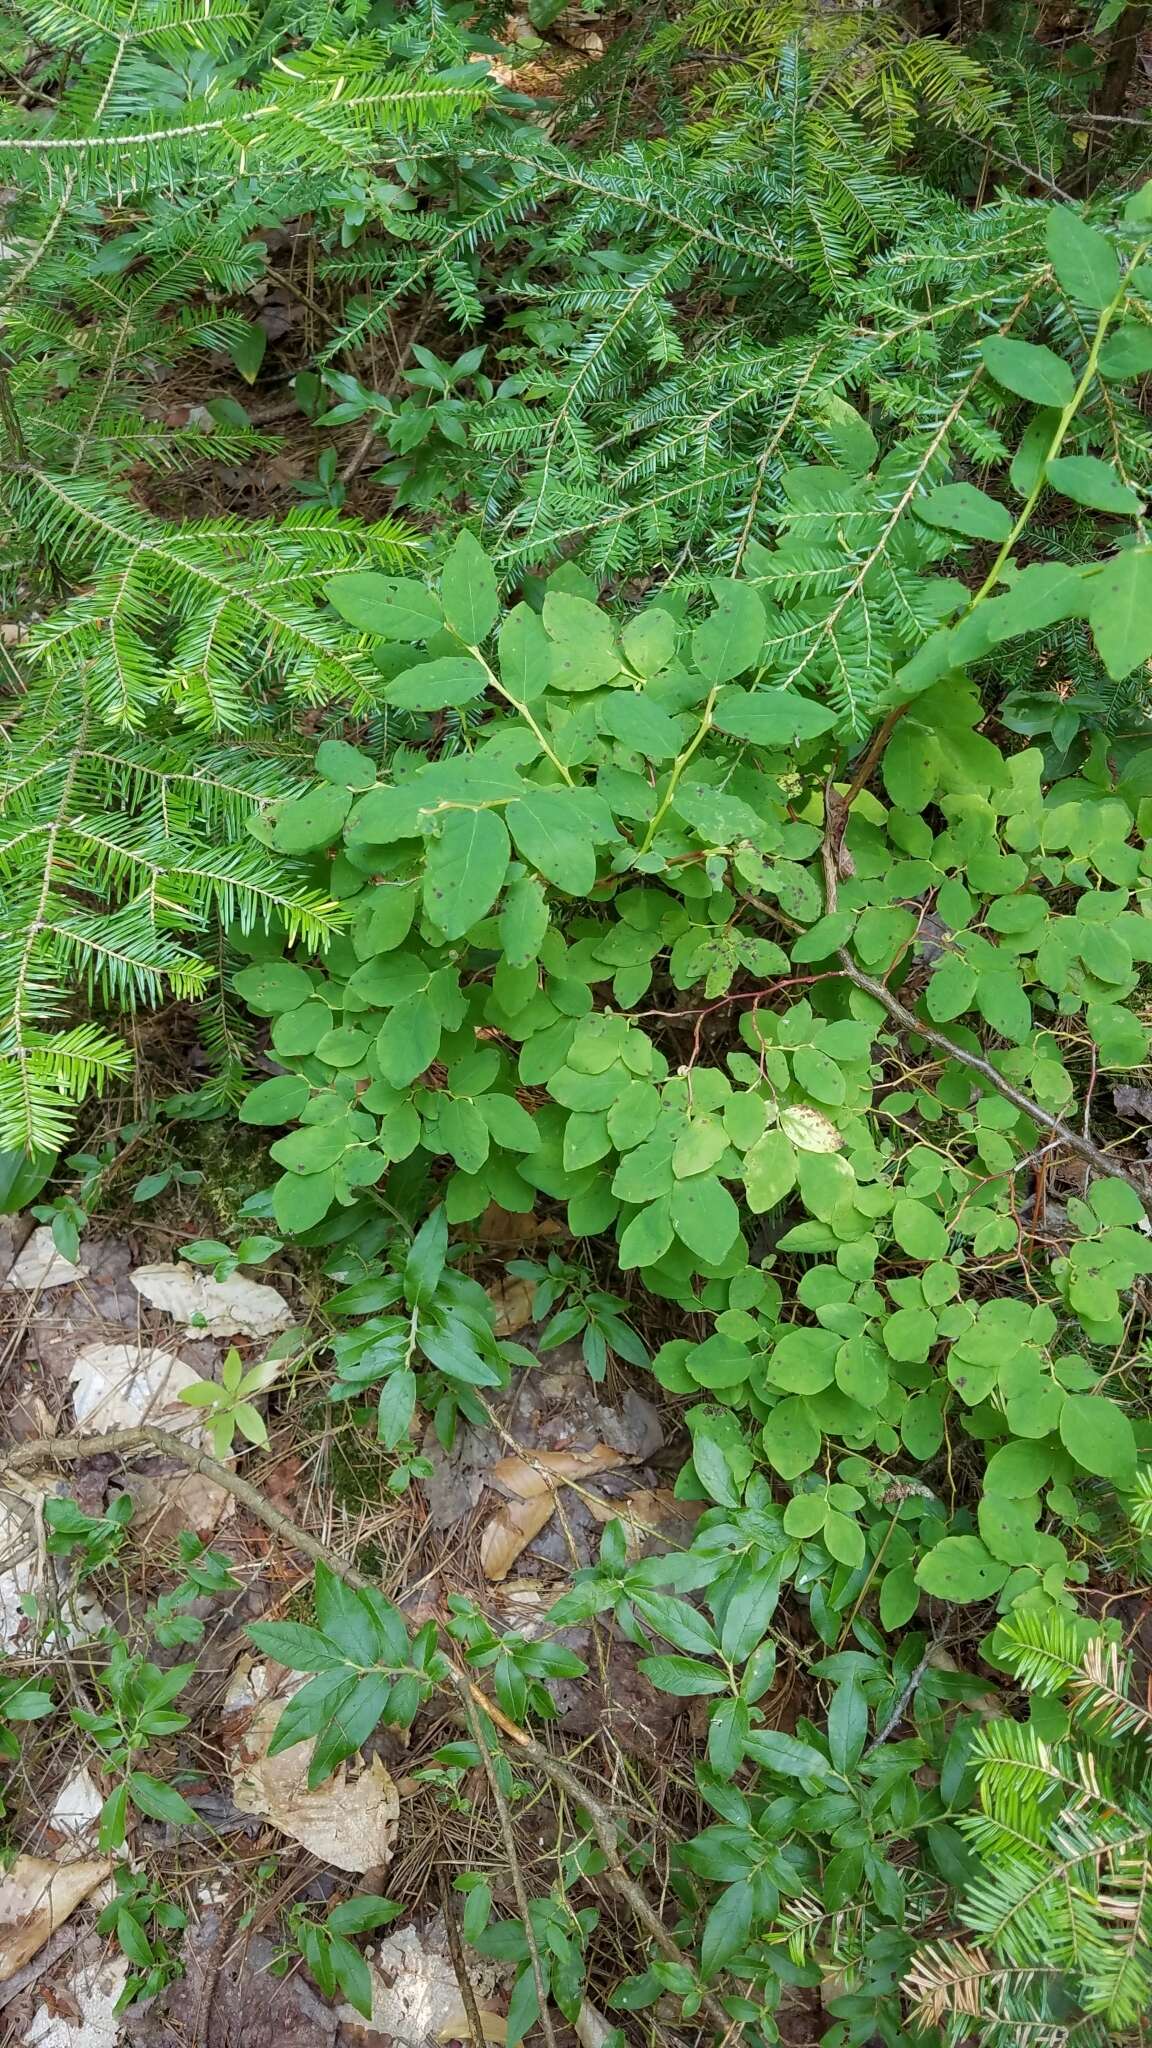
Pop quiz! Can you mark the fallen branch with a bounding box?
[4,1426,736,2038]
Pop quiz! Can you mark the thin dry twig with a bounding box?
[437,1868,490,2048]
[454,1672,560,2048]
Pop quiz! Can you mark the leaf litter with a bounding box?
[223,1658,401,1871]
[129,1261,293,1339]
[0,1857,112,1982]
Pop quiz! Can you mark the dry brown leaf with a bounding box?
[131,1467,236,1540]
[438,2012,508,2044]
[583,1487,704,1559]
[479,1496,556,1581]
[486,1275,536,1336]
[223,1662,399,1872]
[0,1855,111,1980]
[475,1203,566,1249]
[489,1446,624,1500]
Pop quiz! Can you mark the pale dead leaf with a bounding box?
[24,1945,129,2048]
[223,1661,399,1872]
[0,1856,111,1980]
[779,1104,843,1153]
[131,1467,236,1540]
[480,1446,630,1579]
[479,1495,556,1581]
[575,2002,614,2048]
[68,1344,235,1535]
[486,1275,536,1336]
[69,1343,206,1437]
[489,1446,624,1500]
[130,1263,292,1339]
[3,1228,86,1292]
[336,1918,504,2044]
[48,1767,105,1853]
[438,2012,507,2043]
[0,1491,110,1654]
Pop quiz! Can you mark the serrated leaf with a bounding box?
[126,1771,198,1826]
[638,1654,728,1696]
[744,1727,832,1778]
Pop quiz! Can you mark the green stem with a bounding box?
[846,235,1150,802]
[638,682,720,856]
[971,244,1148,609]
[472,645,574,786]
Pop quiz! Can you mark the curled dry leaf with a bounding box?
[130,1263,292,1340]
[475,1202,567,1250]
[574,2002,615,2048]
[2,1227,87,1292]
[479,1495,556,1581]
[489,1446,624,1500]
[0,1856,111,1981]
[223,1661,399,1873]
[480,1445,627,1580]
